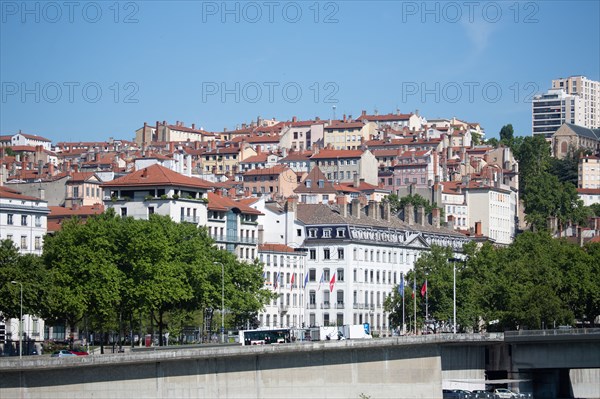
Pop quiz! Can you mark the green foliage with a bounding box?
[499,124,514,143]
[385,234,600,332]
[40,211,273,345]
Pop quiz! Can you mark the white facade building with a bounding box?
[532,89,584,138]
[465,184,517,245]
[552,76,600,129]
[0,186,49,347]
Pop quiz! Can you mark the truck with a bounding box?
[309,324,372,341]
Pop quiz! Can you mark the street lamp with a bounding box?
[11,281,23,359]
[214,262,224,344]
[448,258,461,334]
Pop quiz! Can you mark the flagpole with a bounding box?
[413,274,416,335]
[401,273,405,335]
[425,278,428,326]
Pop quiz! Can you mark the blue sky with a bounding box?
[1,1,599,143]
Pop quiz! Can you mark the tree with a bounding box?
[499,124,514,144]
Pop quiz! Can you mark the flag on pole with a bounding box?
[329,273,336,292]
[398,273,405,297]
[421,280,427,297]
[317,271,324,291]
[303,272,309,288]
[290,273,295,291]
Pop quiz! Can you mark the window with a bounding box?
[336,228,345,238]
[34,237,41,250]
[121,208,127,217]
[297,229,302,237]
[324,269,330,280]
[337,268,344,282]
[323,229,332,238]
[305,179,312,188]
[308,229,317,238]
[324,248,331,259]
[309,291,316,306]
[337,248,344,259]
[7,214,13,225]
[309,269,316,281]
[21,215,27,226]
[148,207,155,215]
[21,236,27,249]
[35,216,41,227]
[309,249,316,260]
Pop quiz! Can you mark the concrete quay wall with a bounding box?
[0,335,497,399]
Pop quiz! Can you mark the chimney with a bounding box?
[65,160,71,175]
[353,172,360,188]
[382,200,391,221]
[405,203,414,225]
[256,145,261,155]
[73,163,79,173]
[337,194,348,217]
[292,116,297,123]
[361,110,366,117]
[192,123,196,130]
[431,207,440,228]
[416,205,425,226]
[343,114,347,122]
[48,162,55,176]
[368,200,379,220]
[351,198,361,219]
[448,214,455,230]
[475,221,482,236]
[285,195,298,215]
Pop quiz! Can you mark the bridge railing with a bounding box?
[505,327,600,337]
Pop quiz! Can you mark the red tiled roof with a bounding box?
[0,186,44,201]
[68,172,100,183]
[19,133,52,142]
[577,188,600,195]
[207,192,263,215]
[240,153,270,163]
[280,151,313,161]
[259,243,298,253]
[48,204,105,217]
[358,113,413,121]
[101,164,212,189]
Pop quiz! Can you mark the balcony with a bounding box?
[279,305,289,313]
[321,302,330,309]
[180,215,199,224]
[335,302,345,309]
[307,303,317,309]
[210,234,257,245]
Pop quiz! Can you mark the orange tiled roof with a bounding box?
[207,192,263,215]
[243,165,289,176]
[101,164,212,189]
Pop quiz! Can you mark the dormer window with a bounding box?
[336,228,345,238]
[308,228,317,238]
[318,180,324,188]
[323,229,332,238]
[306,179,312,188]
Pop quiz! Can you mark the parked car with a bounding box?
[443,389,472,399]
[51,350,77,358]
[494,388,518,398]
[472,389,492,398]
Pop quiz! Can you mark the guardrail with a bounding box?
[505,328,600,337]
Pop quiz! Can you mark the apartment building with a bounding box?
[242,165,298,199]
[0,185,49,346]
[579,155,600,189]
[102,164,211,225]
[532,89,584,138]
[206,192,262,261]
[552,76,599,129]
[135,121,215,146]
[310,149,379,186]
[279,117,326,151]
[258,243,307,330]
[323,120,377,150]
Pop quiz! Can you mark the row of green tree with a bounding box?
[488,124,599,231]
[0,210,274,349]
[385,233,600,332]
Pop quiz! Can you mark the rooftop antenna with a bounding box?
[332,105,337,120]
